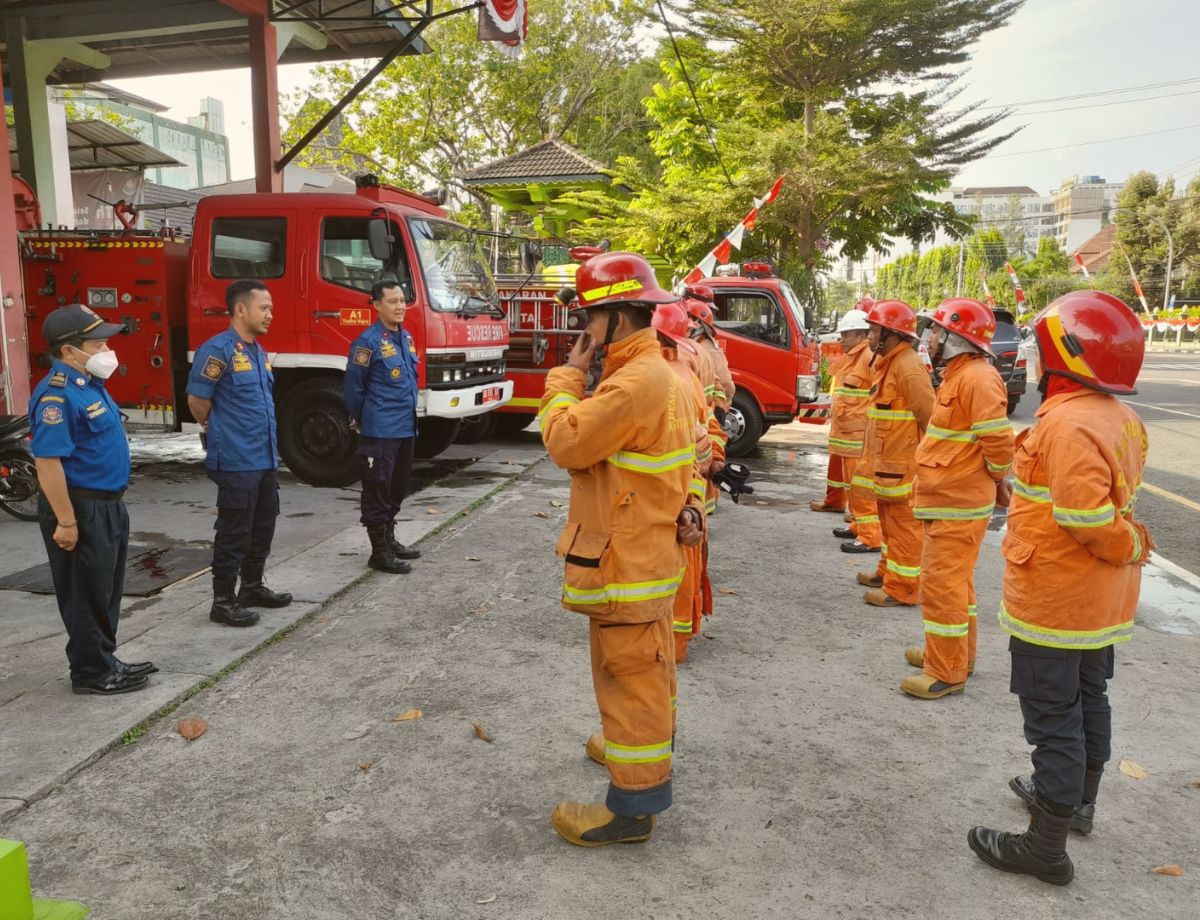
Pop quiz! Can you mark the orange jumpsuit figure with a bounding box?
[683,286,734,516]
[540,252,704,848]
[827,306,881,554]
[902,299,1014,699]
[969,291,1152,886]
[857,300,935,607]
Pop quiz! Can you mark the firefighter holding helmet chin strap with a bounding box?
[538,251,704,848]
[968,291,1153,886]
[856,300,935,608]
[901,298,1014,700]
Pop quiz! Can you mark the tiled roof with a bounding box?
[460,140,610,184]
[1069,224,1116,272]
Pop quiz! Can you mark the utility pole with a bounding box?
[955,240,965,296]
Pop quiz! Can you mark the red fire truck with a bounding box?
[19,176,512,486]
[481,253,821,456]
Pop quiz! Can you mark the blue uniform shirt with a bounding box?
[343,321,419,439]
[187,328,278,471]
[29,361,131,491]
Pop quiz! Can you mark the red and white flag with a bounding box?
[682,176,786,285]
[1073,253,1091,280]
[1004,262,1027,312]
[1116,242,1149,311]
[980,272,996,307]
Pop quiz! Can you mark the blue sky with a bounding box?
[111,0,1200,195]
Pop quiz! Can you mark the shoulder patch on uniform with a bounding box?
[48,371,66,387]
[40,404,64,425]
[353,346,372,366]
[202,355,227,380]
[39,394,65,403]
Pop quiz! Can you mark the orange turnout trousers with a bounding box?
[918,518,988,682]
[873,501,923,604]
[821,453,849,510]
[844,457,881,548]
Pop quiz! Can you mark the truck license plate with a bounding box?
[481,386,502,404]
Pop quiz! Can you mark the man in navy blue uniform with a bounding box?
[30,304,157,695]
[187,280,292,627]
[343,280,422,574]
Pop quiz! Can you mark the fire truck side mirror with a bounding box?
[367,218,395,263]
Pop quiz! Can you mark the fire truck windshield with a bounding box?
[779,281,810,333]
[408,218,500,315]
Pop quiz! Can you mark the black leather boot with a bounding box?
[210,578,260,627]
[237,566,293,608]
[1008,768,1101,834]
[387,521,421,560]
[968,797,1075,885]
[368,525,411,574]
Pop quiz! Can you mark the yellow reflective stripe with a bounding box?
[968,604,978,618]
[886,558,921,578]
[1128,525,1143,564]
[829,437,864,451]
[671,694,678,711]
[924,619,970,638]
[868,407,916,421]
[851,474,875,490]
[673,618,693,633]
[873,481,913,498]
[579,277,644,302]
[704,498,717,514]
[1052,502,1115,528]
[1013,478,1051,504]
[1119,483,1141,515]
[606,445,696,474]
[538,392,580,420]
[856,515,879,524]
[689,478,706,499]
[834,386,871,398]
[925,424,976,443]
[972,417,1012,434]
[914,503,995,521]
[826,478,850,489]
[604,739,673,764]
[997,601,1134,650]
[712,387,727,401]
[562,567,686,605]
[986,459,1011,473]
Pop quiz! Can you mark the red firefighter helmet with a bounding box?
[866,299,919,340]
[652,302,693,345]
[1033,291,1143,395]
[574,251,677,310]
[929,298,996,356]
[683,296,715,328]
[854,297,876,313]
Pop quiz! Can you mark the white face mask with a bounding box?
[83,349,120,379]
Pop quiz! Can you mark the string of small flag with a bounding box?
[682,176,786,285]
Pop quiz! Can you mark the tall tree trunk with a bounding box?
[798,99,815,259]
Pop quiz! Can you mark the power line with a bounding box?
[1018,87,1200,117]
[978,76,1200,110]
[985,121,1200,159]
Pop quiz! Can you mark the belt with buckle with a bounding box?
[68,487,127,501]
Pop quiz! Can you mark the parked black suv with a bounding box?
[990,308,1027,415]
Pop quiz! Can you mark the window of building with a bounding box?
[712,290,790,348]
[211,216,286,279]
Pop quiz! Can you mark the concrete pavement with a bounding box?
[2,421,1198,919]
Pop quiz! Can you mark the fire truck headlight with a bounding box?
[796,375,818,401]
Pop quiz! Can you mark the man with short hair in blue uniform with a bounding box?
[343,279,422,574]
[30,304,157,695]
[187,279,292,627]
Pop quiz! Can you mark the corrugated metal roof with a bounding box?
[958,186,1040,198]
[460,140,611,185]
[9,119,182,172]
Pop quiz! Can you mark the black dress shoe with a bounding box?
[237,581,293,608]
[72,670,150,696]
[117,659,159,677]
[832,527,855,539]
[841,540,881,554]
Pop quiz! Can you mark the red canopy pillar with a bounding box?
[248,11,283,194]
[0,49,31,413]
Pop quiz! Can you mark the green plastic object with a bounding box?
[0,839,89,920]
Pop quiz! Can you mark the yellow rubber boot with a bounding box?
[906,646,974,675]
[585,732,605,766]
[900,672,966,699]
[551,803,655,847]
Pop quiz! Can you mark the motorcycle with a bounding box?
[0,415,40,522]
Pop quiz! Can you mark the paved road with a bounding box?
[1009,353,1200,579]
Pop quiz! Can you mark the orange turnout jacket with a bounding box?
[858,341,935,503]
[999,389,1151,649]
[540,327,702,623]
[914,354,1014,521]
[828,340,873,459]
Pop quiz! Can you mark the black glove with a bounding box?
[712,461,754,504]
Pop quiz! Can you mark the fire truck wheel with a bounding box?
[415,417,462,459]
[490,413,533,438]
[278,377,359,487]
[724,392,764,458]
[454,412,494,444]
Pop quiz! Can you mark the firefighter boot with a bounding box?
[386,520,421,560]
[857,571,883,588]
[809,501,845,513]
[864,588,911,607]
[900,671,965,699]
[841,540,880,554]
[968,797,1075,886]
[905,646,974,675]
[210,578,260,628]
[1008,768,1101,834]
[238,565,293,608]
[833,527,855,539]
[585,732,606,766]
[551,802,655,847]
[367,525,411,574]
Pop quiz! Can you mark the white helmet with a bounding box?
[836,309,871,333]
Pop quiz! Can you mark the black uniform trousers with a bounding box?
[207,468,279,584]
[38,491,129,683]
[1010,635,1115,808]
[357,436,414,526]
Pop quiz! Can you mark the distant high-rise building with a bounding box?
[188,97,225,137]
[1052,176,1124,254]
[951,185,1057,256]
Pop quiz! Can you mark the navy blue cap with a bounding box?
[42,304,126,347]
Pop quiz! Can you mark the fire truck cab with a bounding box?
[21,178,512,486]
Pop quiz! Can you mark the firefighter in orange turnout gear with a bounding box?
[828,306,881,554]
[857,300,935,607]
[653,302,724,662]
[684,286,734,516]
[539,252,705,848]
[969,291,1152,886]
[901,299,1014,699]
